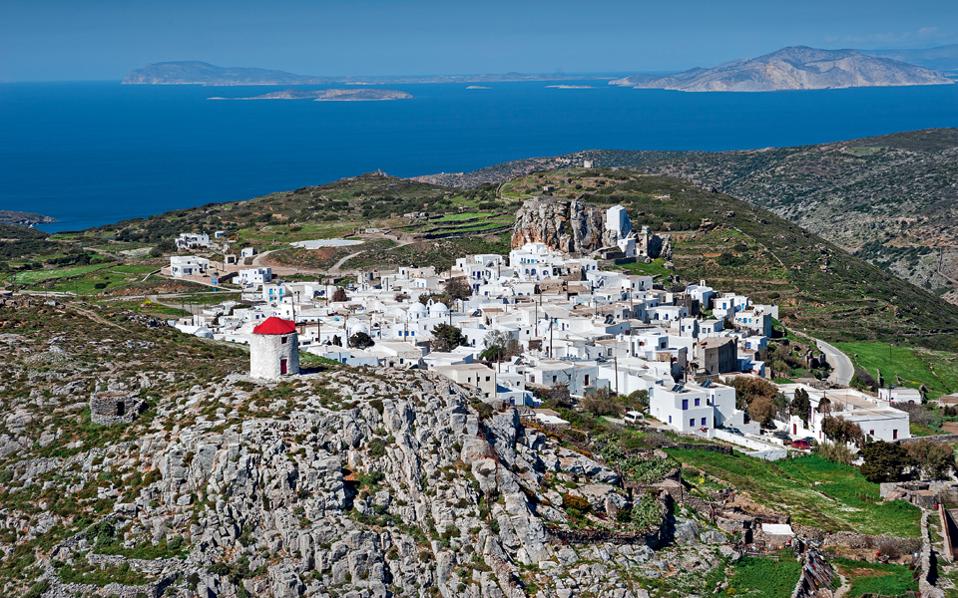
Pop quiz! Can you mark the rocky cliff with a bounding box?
[0,297,727,597]
[511,197,606,255]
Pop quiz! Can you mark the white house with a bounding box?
[238,267,272,287]
[877,387,923,405]
[170,256,210,278]
[779,384,910,444]
[175,232,211,250]
[649,384,714,436]
[436,363,497,400]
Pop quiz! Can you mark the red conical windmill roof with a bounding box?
[252,317,297,335]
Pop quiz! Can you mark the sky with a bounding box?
[2,0,957,81]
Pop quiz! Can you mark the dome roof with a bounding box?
[253,317,297,335]
[408,302,427,314]
[428,301,450,316]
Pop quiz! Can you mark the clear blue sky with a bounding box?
[2,0,956,81]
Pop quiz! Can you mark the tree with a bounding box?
[861,441,910,483]
[479,330,521,363]
[789,388,811,425]
[331,287,348,302]
[729,376,778,410]
[580,388,621,417]
[905,439,955,480]
[748,395,778,428]
[430,324,465,352]
[821,415,864,448]
[534,384,573,409]
[348,331,374,349]
[444,277,472,301]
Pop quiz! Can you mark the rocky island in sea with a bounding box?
[208,88,413,102]
[611,45,954,92]
[0,210,54,227]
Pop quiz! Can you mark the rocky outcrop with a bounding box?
[511,197,605,255]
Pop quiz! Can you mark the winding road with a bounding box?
[790,329,854,386]
[816,338,855,386]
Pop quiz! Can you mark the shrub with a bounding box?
[580,388,622,417]
[905,439,955,480]
[561,493,590,513]
[860,441,910,483]
[817,441,854,465]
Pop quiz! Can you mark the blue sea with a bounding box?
[1,80,957,232]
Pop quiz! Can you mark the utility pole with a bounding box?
[549,317,554,359]
[614,354,619,396]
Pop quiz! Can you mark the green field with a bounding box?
[15,263,160,296]
[233,222,359,248]
[832,557,917,597]
[616,258,672,279]
[667,450,921,538]
[724,552,802,598]
[13,263,112,285]
[836,340,958,399]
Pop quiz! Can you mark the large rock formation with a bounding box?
[0,297,709,598]
[511,197,605,255]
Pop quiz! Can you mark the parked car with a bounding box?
[790,439,812,450]
[623,410,644,426]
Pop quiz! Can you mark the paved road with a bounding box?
[816,338,855,386]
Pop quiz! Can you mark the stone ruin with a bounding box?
[89,390,145,425]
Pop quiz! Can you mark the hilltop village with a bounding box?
[167,197,914,459]
[5,172,958,597]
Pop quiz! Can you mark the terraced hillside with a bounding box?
[5,167,958,355]
[420,128,958,303]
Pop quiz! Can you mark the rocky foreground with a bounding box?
[0,297,736,597]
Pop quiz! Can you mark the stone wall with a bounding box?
[791,549,836,598]
[89,391,144,425]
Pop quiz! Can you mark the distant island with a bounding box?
[545,84,593,89]
[123,61,332,86]
[611,46,954,92]
[123,61,620,86]
[208,88,413,102]
[0,210,54,227]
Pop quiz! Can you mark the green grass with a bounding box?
[13,263,112,285]
[616,258,672,279]
[836,340,958,399]
[106,299,191,318]
[832,557,917,597]
[233,221,359,247]
[13,263,161,296]
[725,552,802,598]
[171,292,241,305]
[667,450,921,538]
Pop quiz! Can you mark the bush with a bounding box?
[905,439,955,480]
[860,441,910,483]
[580,388,622,417]
[817,441,854,465]
[430,324,465,352]
[561,493,590,513]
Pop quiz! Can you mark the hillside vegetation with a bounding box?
[420,129,958,303]
[502,168,958,352]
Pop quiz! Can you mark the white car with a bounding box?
[623,410,644,426]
